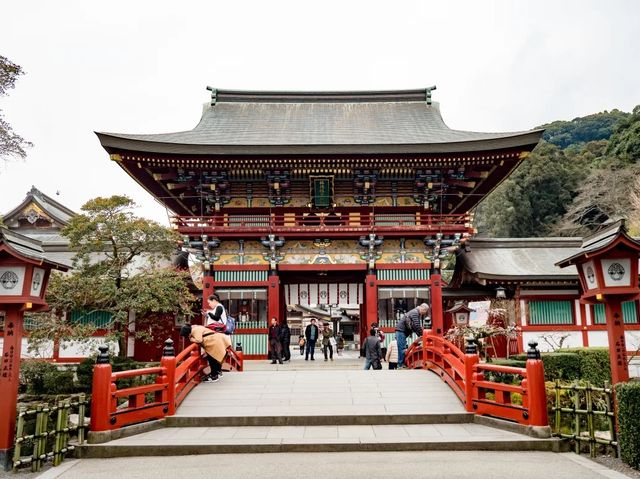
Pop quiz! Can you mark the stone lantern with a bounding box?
[556,220,640,384]
[0,228,68,468]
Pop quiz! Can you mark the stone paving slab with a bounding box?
[46,452,631,479]
[174,369,465,418]
[105,423,532,446]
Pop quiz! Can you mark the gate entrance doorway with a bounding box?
[280,270,366,353]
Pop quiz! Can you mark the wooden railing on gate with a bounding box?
[404,331,548,427]
[90,338,243,432]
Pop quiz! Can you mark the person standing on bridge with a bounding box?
[269,317,284,364]
[363,328,382,370]
[304,317,319,361]
[395,303,429,368]
[321,322,334,361]
[280,318,291,362]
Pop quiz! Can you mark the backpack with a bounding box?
[225,315,236,335]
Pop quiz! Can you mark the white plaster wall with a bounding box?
[520,300,526,324]
[523,331,584,352]
[629,357,640,378]
[58,338,119,358]
[588,331,609,348]
[574,300,582,325]
[0,337,54,359]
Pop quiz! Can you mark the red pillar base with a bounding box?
[0,306,24,470]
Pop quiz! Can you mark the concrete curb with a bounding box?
[76,438,561,458]
[166,413,474,428]
[87,419,165,445]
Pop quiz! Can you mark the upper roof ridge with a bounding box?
[209,88,435,104]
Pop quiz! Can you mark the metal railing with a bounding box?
[553,380,617,457]
[13,395,88,472]
[404,332,548,427]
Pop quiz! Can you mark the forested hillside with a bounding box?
[476,106,640,237]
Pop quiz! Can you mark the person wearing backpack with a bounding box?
[205,293,236,335]
[394,303,429,368]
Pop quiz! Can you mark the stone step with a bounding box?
[166,412,474,428]
[77,423,563,458]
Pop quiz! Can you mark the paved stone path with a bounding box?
[174,369,465,418]
[36,452,630,479]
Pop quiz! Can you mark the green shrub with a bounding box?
[75,355,155,393]
[615,381,640,470]
[20,360,76,395]
[487,359,527,384]
[563,348,611,387]
[509,349,612,385]
[540,353,582,382]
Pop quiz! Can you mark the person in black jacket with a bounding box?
[395,303,429,368]
[363,328,382,370]
[280,318,291,362]
[304,318,319,361]
[268,317,283,364]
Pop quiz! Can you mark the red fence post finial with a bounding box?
[463,338,479,413]
[161,339,177,416]
[525,341,548,426]
[90,346,113,432]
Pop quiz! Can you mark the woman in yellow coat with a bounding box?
[189,324,231,382]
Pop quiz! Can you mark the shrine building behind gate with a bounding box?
[96,88,543,357]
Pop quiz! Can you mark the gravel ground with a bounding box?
[591,455,640,479]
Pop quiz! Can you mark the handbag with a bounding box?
[372,358,382,370]
[329,337,337,347]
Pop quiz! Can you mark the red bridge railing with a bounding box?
[90,338,243,432]
[405,331,548,427]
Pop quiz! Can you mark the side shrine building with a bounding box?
[95,88,543,358]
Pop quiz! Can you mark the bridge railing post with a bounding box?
[90,346,113,432]
[161,339,177,416]
[525,341,548,426]
[464,338,479,412]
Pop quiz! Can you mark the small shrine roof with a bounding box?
[0,228,69,270]
[556,220,640,267]
[96,89,543,155]
[457,237,583,283]
[3,186,76,228]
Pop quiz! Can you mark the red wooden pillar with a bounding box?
[604,298,630,384]
[431,273,444,335]
[365,273,378,334]
[268,273,281,321]
[202,272,214,325]
[0,305,23,467]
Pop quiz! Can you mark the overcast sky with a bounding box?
[2,0,639,224]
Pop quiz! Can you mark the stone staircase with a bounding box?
[77,369,563,458]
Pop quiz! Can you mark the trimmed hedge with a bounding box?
[510,348,611,386]
[20,360,76,395]
[615,381,640,470]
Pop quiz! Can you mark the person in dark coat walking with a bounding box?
[269,317,283,364]
[363,328,382,370]
[395,303,429,368]
[304,318,319,361]
[280,318,291,362]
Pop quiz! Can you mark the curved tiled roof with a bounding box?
[458,238,583,282]
[96,89,543,155]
